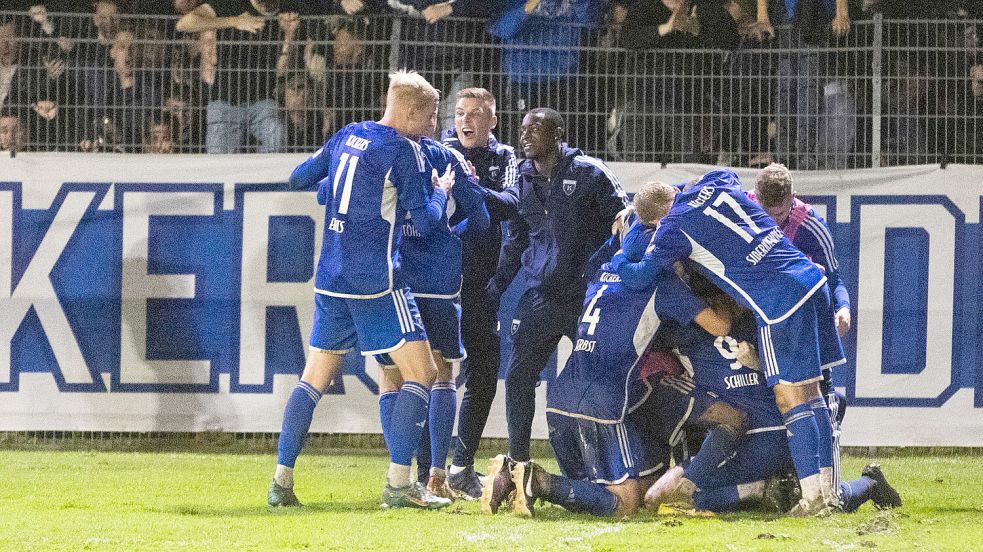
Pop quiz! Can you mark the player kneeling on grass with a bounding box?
[645,275,901,514]
[612,173,838,516]
[376,133,490,500]
[481,184,730,518]
[269,71,457,510]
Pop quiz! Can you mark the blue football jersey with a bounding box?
[616,169,827,325]
[673,324,784,431]
[289,121,433,298]
[547,268,703,423]
[398,137,490,297]
[653,275,783,431]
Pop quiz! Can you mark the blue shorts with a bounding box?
[310,288,427,356]
[416,296,465,361]
[688,428,791,496]
[757,291,825,387]
[374,296,464,365]
[815,285,846,371]
[547,411,669,485]
[635,374,714,448]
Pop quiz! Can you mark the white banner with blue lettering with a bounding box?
[1,154,980,446]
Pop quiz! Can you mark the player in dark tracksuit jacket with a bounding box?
[438,87,521,499]
[487,108,627,466]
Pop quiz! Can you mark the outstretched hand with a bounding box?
[432,163,455,195]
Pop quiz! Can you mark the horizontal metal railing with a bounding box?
[0,11,979,167]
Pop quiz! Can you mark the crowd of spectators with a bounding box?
[0,0,980,167]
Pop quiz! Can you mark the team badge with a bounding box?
[562,179,577,196]
[511,319,521,335]
[488,166,500,181]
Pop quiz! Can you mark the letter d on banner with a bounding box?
[855,203,955,400]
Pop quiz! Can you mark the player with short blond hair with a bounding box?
[750,162,850,506]
[269,70,456,510]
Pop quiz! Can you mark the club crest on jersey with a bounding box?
[488,166,500,181]
[562,179,577,196]
[511,319,521,335]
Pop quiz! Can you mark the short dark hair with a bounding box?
[457,88,496,112]
[527,107,563,130]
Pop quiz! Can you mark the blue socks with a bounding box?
[782,402,821,495]
[693,486,741,512]
[277,381,322,468]
[810,397,834,472]
[547,475,619,517]
[388,381,430,467]
[378,391,398,450]
[839,476,876,513]
[428,381,457,472]
[683,426,741,489]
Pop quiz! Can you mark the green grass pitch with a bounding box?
[1,449,981,551]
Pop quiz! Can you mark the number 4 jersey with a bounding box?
[289,121,434,299]
[546,264,706,423]
[618,169,826,325]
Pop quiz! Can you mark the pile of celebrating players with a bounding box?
[265,71,902,518]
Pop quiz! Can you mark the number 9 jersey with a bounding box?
[289,121,433,299]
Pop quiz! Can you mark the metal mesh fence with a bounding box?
[0,10,980,167]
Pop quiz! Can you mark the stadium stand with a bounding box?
[0,1,980,166]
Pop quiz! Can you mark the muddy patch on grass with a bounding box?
[857,511,900,536]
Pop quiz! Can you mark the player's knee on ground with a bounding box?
[608,477,650,517]
[774,381,822,414]
[300,349,345,392]
[697,401,749,437]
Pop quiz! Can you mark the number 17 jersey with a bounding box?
[291,121,432,299]
[621,169,826,325]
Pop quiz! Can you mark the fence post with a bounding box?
[871,13,883,168]
[388,17,402,72]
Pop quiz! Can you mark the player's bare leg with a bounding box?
[608,477,654,517]
[269,348,344,507]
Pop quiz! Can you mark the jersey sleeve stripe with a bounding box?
[575,155,627,197]
[405,138,426,173]
[504,152,518,188]
[447,146,469,170]
[802,217,838,270]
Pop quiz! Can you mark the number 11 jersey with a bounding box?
[291,121,433,299]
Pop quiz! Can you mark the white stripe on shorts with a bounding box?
[392,290,412,334]
[617,424,634,469]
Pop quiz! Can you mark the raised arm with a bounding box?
[482,150,520,223]
[176,4,264,33]
[613,218,691,290]
[451,159,491,237]
[289,140,334,192]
